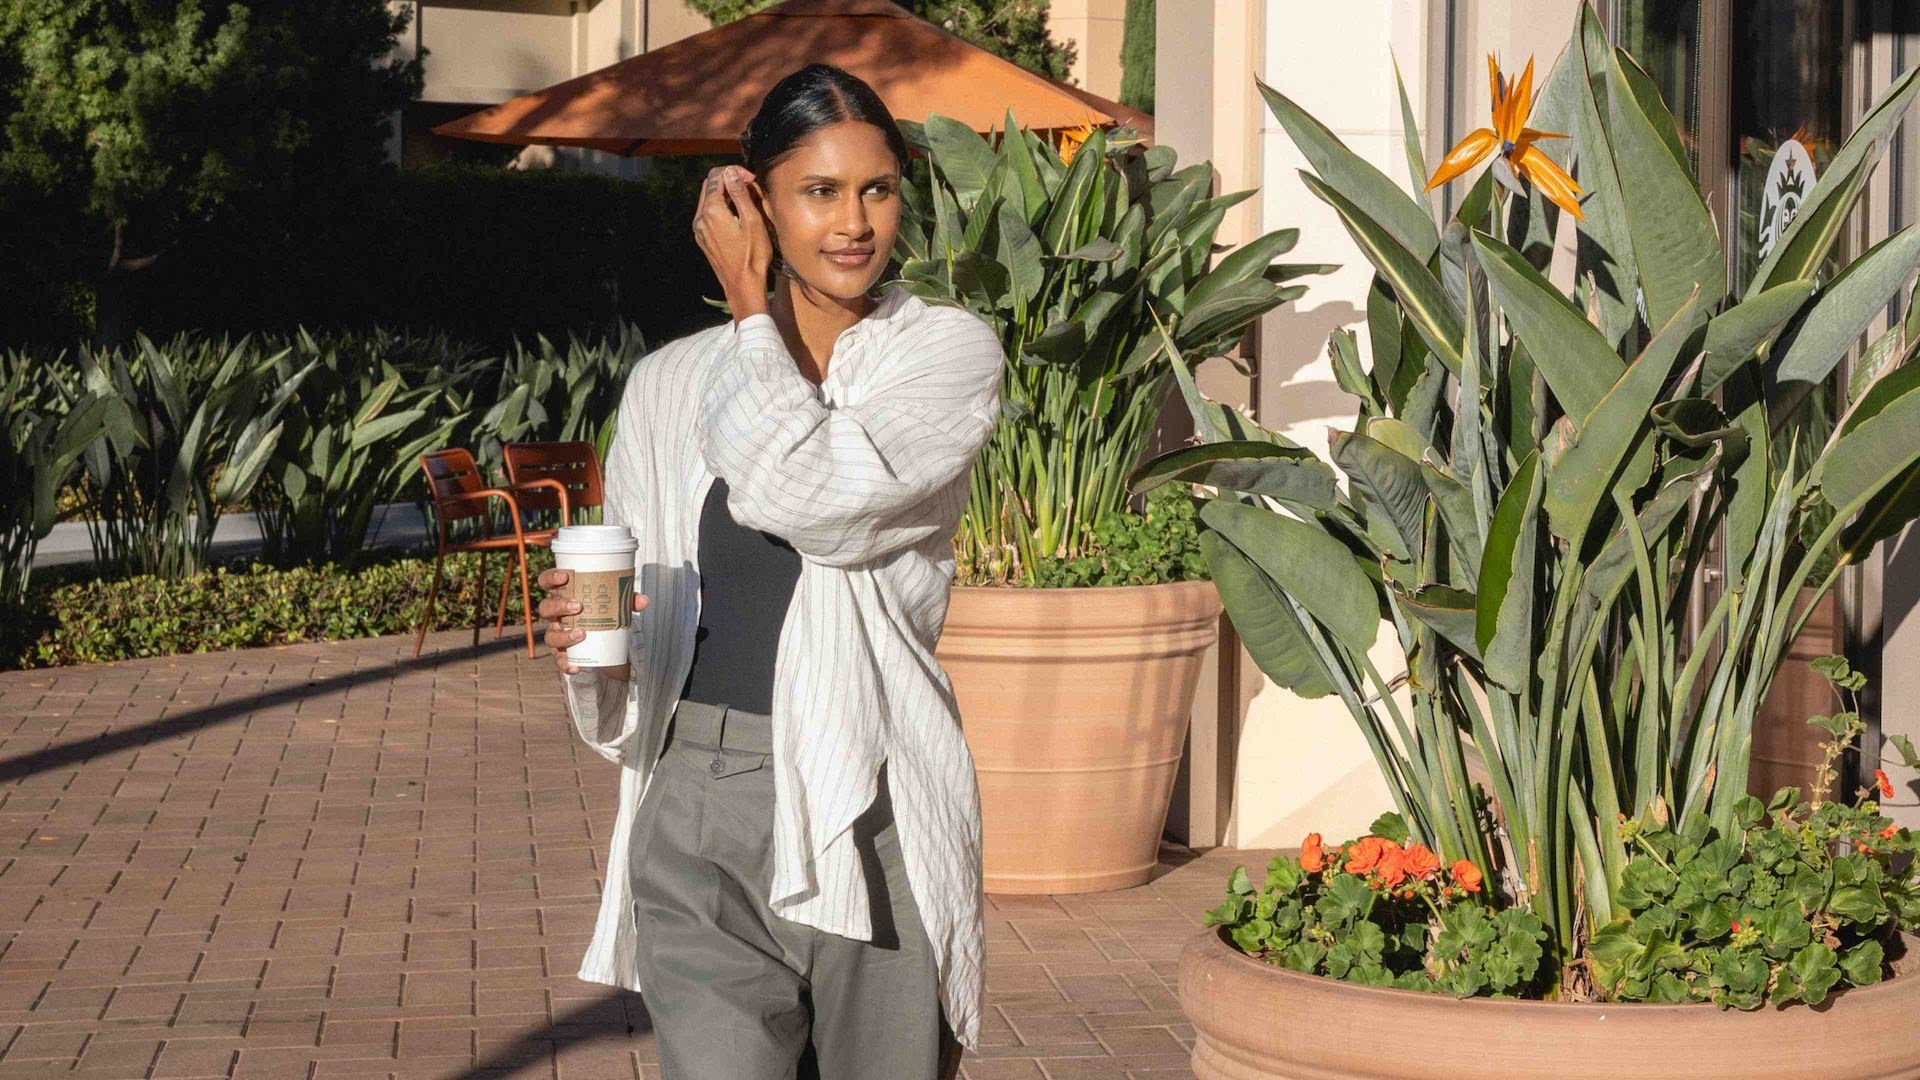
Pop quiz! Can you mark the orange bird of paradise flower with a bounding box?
[1057,118,1099,164]
[1426,55,1585,220]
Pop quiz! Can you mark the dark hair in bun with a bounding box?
[739,63,910,178]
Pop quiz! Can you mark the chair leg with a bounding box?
[516,547,537,659]
[494,559,513,638]
[472,552,489,649]
[414,550,447,658]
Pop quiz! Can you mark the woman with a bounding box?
[532,64,1001,1080]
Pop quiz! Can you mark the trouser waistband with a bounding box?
[668,698,773,755]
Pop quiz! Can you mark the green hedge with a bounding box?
[3,546,557,670]
[5,490,1213,670]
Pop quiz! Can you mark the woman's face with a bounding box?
[756,120,902,301]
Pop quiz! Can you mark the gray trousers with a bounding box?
[629,699,961,1080]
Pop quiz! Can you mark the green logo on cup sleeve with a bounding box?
[572,569,632,632]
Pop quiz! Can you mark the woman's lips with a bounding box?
[823,250,874,268]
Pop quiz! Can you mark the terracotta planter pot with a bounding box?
[937,581,1221,894]
[1179,926,1920,1079]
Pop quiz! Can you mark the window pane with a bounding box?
[1731,0,1848,297]
[1614,0,1701,168]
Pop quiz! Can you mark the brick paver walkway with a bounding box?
[0,630,1266,1079]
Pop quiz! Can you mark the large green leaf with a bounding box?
[1305,174,1461,373]
[1821,375,1920,512]
[1128,441,1336,508]
[1331,428,1427,563]
[1202,499,1380,654]
[1837,369,1920,561]
[1751,65,1920,293]
[996,203,1045,321]
[1651,398,1749,462]
[1395,584,1482,661]
[1166,332,1284,445]
[1184,228,1300,312]
[1774,226,1920,384]
[1257,79,1439,262]
[1581,462,1712,609]
[1723,373,1771,593]
[1473,231,1621,417]
[1476,450,1542,690]
[1543,292,1702,544]
[1392,55,1433,211]
[999,109,1045,223]
[1699,280,1815,393]
[1829,363,1920,559]
[1202,531,1335,698]
[1176,279,1291,351]
[1613,49,1688,175]
[923,115,999,210]
[1422,462,1484,581]
[1041,128,1108,254]
[1603,47,1726,328]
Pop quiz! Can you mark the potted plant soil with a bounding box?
[895,114,1325,892]
[1145,5,1920,1074]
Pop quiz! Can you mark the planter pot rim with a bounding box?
[950,578,1217,596]
[1191,924,1918,1014]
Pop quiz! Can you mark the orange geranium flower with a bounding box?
[1299,833,1326,873]
[1449,860,1483,894]
[1426,55,1585,220]
[1345,836,1397,876]
[1403,844,1441,881]
[1876,769,1896,799]
[1880,825,1899,841]
[1374,852,1409,889]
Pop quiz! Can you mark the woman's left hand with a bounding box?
[694,164,773,321]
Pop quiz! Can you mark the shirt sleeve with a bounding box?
[698,306,1003,568]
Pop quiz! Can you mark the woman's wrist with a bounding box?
[727,278,771,322]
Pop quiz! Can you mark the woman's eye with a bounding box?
[808,186,834,197]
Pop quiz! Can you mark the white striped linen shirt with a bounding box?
[558,283,1003,1051]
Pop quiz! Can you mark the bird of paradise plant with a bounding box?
[1144,2,1920,995]
[1428,55,1586,219]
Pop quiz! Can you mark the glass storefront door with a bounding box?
[1610,1,1858,797]
[1730,1,1850,296]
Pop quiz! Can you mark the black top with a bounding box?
[678,477,803,714]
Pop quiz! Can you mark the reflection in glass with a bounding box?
[1613,0,1700,168]
[1729,0,1847,530]
[1731,0,1847,297]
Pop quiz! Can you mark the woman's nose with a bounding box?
[840,194,873,238]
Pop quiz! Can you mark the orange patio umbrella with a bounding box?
[432,0,1152,157]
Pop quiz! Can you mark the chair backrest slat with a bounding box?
[420,449,489,523]
[503,441,605,515]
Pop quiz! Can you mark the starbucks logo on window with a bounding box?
[1757,138,1815,259]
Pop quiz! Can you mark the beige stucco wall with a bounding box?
[416,0,578,105]
[1231,0,1438,849]
[1050,0,1128,101]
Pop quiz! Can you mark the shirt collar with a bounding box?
[822,281,912,362]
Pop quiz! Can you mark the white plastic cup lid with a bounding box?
[551,524,637,555]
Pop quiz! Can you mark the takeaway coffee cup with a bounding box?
[551,525,639,668]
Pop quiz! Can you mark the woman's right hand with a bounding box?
[537,568,647,679]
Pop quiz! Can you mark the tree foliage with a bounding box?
[1119,0,1153,113]
[0,0,424,340]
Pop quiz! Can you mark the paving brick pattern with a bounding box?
[0,630,1271,1079]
